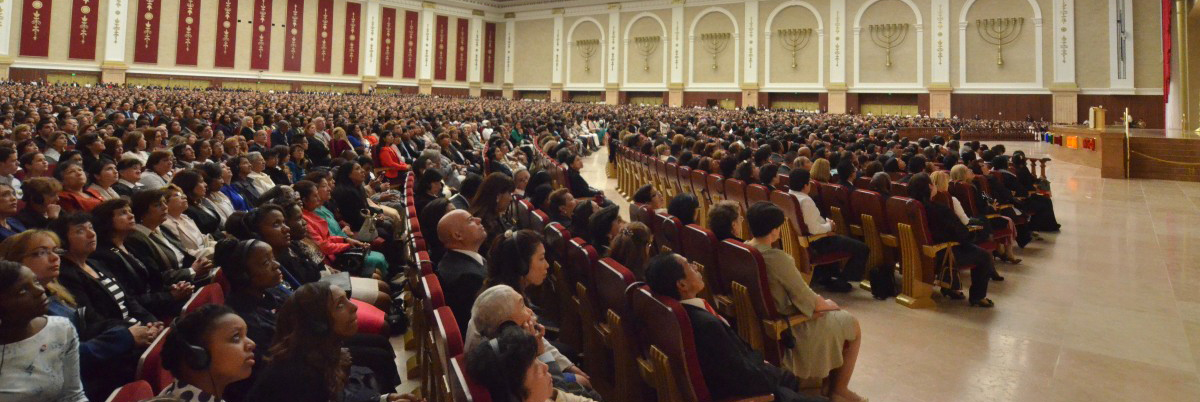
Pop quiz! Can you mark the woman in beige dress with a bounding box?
[745,201,867,402]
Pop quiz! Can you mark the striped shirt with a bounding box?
[96,270,137,325]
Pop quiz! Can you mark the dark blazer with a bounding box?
[265,166,292,185]
[924,201,972,245]
[487,159,513,177]
[306,136,332,167]
[246,353,382,402]
[566,168,598,198]
[58,258,157,335]
[232,178,262,206]
[683,304,813,402]
[125,229,194,283]
[92,243,182,319]
[15,208,50,229]
[437,250,487,335]
[112,181,136,198]
[184,203,223,235]
[332,184,375,231]
[987,174,1016,205]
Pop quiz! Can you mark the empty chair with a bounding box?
[516,199,534,230]
[530,209,549,231]
[819,183,855,237]
[746,184,771,206]
[566,238,604,376]
[850,189,896,291]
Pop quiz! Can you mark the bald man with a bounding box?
[436,209,489,333]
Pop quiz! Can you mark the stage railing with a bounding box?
[896,127,1035,141]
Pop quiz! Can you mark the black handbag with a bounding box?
[334,247,373,277]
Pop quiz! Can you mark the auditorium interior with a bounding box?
[0,0,1199,402]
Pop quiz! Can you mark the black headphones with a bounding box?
[228,239,259,287]
[180,337,212,370]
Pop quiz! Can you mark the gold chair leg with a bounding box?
[895,224,935,309]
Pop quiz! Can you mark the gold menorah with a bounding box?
[700,32,732,71]
[868,23,909,68]
[778,28,813,70]
[976,17,1024,66]
[633,36,660,72]
[575,39,600,73]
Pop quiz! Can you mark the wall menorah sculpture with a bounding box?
[575,39,600,72]
[778,28,813,70]
[868,23,909,68]
[976,17,1024,66]
[633,36,660,72]
[700,32,731,71]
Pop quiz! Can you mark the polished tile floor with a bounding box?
[576,141,1200,402]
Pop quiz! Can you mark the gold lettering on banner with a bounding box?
[290,4,299,58]
[1059,1,1069,63]
[183,0,194,51]
[80,0,92,44]
[222,0,232,53]
[383,17,392,66]
[833,12,840,67]
[321,8,329,60]
[257,1,267,59]
[349,13,357,64]
[31,0,44,41]
[142,0,156,49]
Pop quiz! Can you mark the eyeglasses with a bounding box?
[28,248,65,259]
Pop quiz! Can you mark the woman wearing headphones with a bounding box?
[157,304,255,402]
[247,282,419,402]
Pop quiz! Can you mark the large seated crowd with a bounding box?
[0,82,1059,402]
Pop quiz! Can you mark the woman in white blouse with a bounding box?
[0,260,87,402]
[930,171,969,225]
[86,159,121,201]
[161,185,211,259]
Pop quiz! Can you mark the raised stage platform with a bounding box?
[1048,125,1200,182]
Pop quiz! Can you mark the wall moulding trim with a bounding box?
[11,61,103,72]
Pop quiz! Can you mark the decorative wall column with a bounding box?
[550,8,565,102]
[361,0,382,92]
[418,1,436,94]
[668,0,685,107]
[1051,0,1078,124]
[0,0,13,79]
[826,0,847,114]
[101,0,131,83]
[605,3,620,105]
[503,13,514,99]
[741,0,760,108]
[1108,0,1135,93]
[928,0,951,118]
[468,10,484,97]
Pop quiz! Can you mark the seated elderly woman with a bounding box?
[667,193,701,226]
[465,285,598,400]
[467,322,597,402]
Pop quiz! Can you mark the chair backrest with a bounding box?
[565,238,600,295]
[886,196,936,283]
[433,306,465,370]
[516,199,533,230]
[105,380,154,402]
[422,274,446,311]
[543,222,572,269]
[891,181,910,197]
[690,169,709,196]
[854,176,872,189]
[677,166,693,194]
[666,163,681,192]
[449,354,493,402]
[136,328,174,393]
[653,212,684,254]
[888,171,907,181]
[706,173,725,200]
[417,250,433,276]
[629,202,651,225]
[595,258,637,318]
[770,190,813,237]
[182,283,225,315]
[821,183,855,225]
[949,181,980,216]
[723,178,748,209]
[530,210,549,231]
[680,224,723,296]
[627,287,711,402]
[746,184,770,206]
[972,174,992,194]
[715,240,779,319]
[851,189,890,235]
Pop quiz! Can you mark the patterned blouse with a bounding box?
[0,316,87,402]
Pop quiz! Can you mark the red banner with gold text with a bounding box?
[455,18,468,81]
[343,2,361,75]
[315,0,333,73]
[68,0,98,59]
[380,8,397,78]
[484,22,496,84]
[434,15,448,81]
[19,0,52,57]
[215,0,238,68]
[402,10,419,79]
[250,0,273,70]
[283,0,304,72]
[133,0,161,63]
[175,0,201,65]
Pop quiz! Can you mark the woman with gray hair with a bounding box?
[465,285,600,400]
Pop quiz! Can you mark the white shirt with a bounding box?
[447,249,485,267]
[788,189,832,235]
[950,196,970,225]
[247,171,275,195]
[122,150,149,165]
[138,170,171,190]
[207,193,234,221]
[163,213,208,256]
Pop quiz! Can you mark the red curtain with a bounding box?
[344,2,362,75]
[435,15,449,80]
[315,0,334,73]
[133,0,162,63]
[250,0,274,70]
[402,11,419,79]
[175,0,202,65]
[68,0,98,59]
[1163,0,1174,104]
[214,0,238,68]
[283,0,304,72]
[380,8,397,78]
[19,0,52,57]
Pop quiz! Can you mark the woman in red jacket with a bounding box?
[375,129,409,184]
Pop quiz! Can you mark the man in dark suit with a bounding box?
[645,253,826,402]
[436,209,489,334]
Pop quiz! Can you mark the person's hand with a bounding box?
[385,394,424,402]
[567,366,592,388]
[46,204,62,220]
[191,256,213,276]
[128,324,157,347]
[342,226,355,237]
[170,282,195,300]
[521,319,547,356]
[379,182,391,192]
[815,298,841,316]
[348,238,368,248]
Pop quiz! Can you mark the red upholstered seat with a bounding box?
[543,223,580,348]
[629,202,652,225]
[654,212,684,254]
[593,258,651,400]
[516,199,534,230]
[746,184,770,206]
[136,328,174,393]
[181,283,225,315]
[891,181,909,197]
[677,166,693,195]
[724,178,748,210]
[449,354,493,402]
[706,173,725,202]
[716,239,807,365]
[431,306,464,400]
[417,251,433,276]
[422,274,445,310]
[680,224,725,302]
[888,196,987,308]
[567,238,605,375]
[530,210,549,231]
[105,380,154,402]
